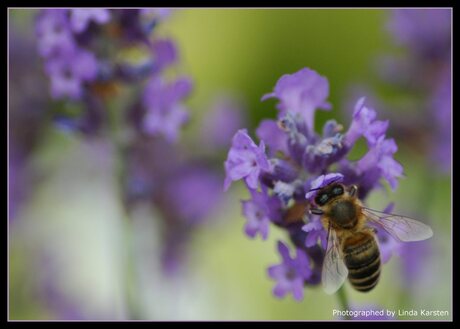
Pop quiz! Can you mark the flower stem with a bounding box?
[336,286,351,320]
[107,97,143,319]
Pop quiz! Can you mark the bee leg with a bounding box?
[349,185,358,197]
[310,208,324,215]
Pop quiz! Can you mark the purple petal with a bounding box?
[263,67,330,131]
[70,9,110,33]
[305,173,344,200]
[273,282,288,298]
[267,264,284,279]
[256,119,288,156]
[291,279,305,301]
[152,38,178,70]
[277,241,291,262]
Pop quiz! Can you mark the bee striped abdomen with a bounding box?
[343,233,381,292]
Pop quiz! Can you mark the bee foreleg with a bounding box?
[310,208,324,215]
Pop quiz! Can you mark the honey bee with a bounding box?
[309,181,433,294]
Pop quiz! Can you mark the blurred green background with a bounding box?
[9,9,451,320]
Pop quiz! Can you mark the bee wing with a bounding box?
[322,224,348,295]
[362,207,433,242]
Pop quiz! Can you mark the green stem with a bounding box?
[106,98,142,319]
[336,286,351,320]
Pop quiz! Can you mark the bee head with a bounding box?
[314,183,344,206]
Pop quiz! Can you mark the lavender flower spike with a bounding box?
[224,129,271,191]
[224,67,406,301]
[262,67,331,131]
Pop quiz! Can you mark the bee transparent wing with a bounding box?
[362,207,433,242]
[322,224,348,295]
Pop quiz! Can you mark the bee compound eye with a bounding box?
[316,193,329,205]
[332,186,343,195]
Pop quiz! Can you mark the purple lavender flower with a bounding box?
[267,241,312,301]
[262,67,331,131]
[256,119,288,157]
[224,129,271,191]
[35,8,191,140]
[69,9,111,33]
[302,216,327,249]
[241,188,282,240]
[225,67,405,300]
[344,97,389,148]
[142,76,192,142]
[355,136,403,190]
[45,48,98,100]
[35,9,75,58]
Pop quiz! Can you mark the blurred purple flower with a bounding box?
[151,38,178,71]
[8,152,24,221]
[366,9,452,173]
[267,241,312,301]
[202,96,247,150]
[431,68,452,172]
[142,76,192,142]
[35,9,75,58]
[224,129,271,191]
[70,9,111,33]
[31,8,229,280]
[376,229,400,264]
[262,67,331,131]
[9,27,49,222]
[163,167,223,225]
[45,48,98,100]
[397,239,432,289]
[387,9,451,60]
